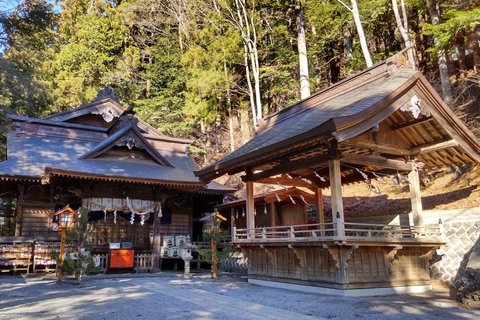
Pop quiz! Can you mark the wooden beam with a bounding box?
[243,154,334,181]
[329,160,345,238]
[342,139,411,156]
[341,153,411,171]
[391,116,434,131]
[256,175,321,188]
[411,139,458,155]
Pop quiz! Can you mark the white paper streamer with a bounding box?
[113,210,117,224]
[289,195,296,204]
[275,193,282,202]
[356,168,369,181]
[315,172,326,182]
[130,211,135,225]
[300,195,308,205]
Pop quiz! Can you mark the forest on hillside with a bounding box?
[0,0,479,165]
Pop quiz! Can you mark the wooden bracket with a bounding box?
[343,244,359,270]
[261,246,275,266]
[387,245,402,268]
[323,244,340,269]
[288,244,305,268]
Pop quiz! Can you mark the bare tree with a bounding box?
[392,0,416,68]
[427,0,453,107]
[220,0,262,127]
[297,0,310,99]
[337,0,373,67]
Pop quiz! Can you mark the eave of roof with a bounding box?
[44,167,203,188]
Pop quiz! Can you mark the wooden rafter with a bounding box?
[391,117,433,131]
[411,139,458,154]
[342,139,411,156]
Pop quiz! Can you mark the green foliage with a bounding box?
[0,0,478,164]
[54,204,98,281]
[423,8,480,53]
[197,216,233,264]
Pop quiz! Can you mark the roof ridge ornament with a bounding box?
[92,86,121,105]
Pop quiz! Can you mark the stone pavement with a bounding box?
[0,272,479,320]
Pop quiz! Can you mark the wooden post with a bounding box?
[246,181,255,239]
[270,202,276,228]
[212,237,217,278]
[152,203,162,271]
[230,207,235,242]
[314,188,325,236]
[329,160,345,239]
[58,228,66,282]
[15,184,24,236]
[408,168,424,227]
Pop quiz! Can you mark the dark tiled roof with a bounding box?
[196,68,418,175]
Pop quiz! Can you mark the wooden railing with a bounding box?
[233,221,445,243]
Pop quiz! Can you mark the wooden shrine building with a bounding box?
[195,53,480,296]
[0,87,233,272]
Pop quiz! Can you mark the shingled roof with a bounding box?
[195,53,480,186]
[0,91,234,193]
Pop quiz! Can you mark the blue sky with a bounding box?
[0,0,61,14]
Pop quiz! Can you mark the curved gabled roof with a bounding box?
[195,54,480,184]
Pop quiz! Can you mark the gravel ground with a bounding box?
[0,272,479,320]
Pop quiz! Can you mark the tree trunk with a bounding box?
[297,0,311,99]
[471,30,480,73]
[427,0,453,107]
[350,0,373,67]
[392,0,416,68]
[224,61,235,152]
[456,35,466,78]
[344,28,353,61]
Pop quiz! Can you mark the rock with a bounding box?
[456,268,480,304]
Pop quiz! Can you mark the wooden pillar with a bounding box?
[329,160,345,239]
[15,184,24,237]
[246,181,255,239]
[152,202,162,271]
[270,202,276,228]
[408,168,424,227]
[230,207,235,241]
[314,188,325,236]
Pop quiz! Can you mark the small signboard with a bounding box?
[109,249,134,269]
